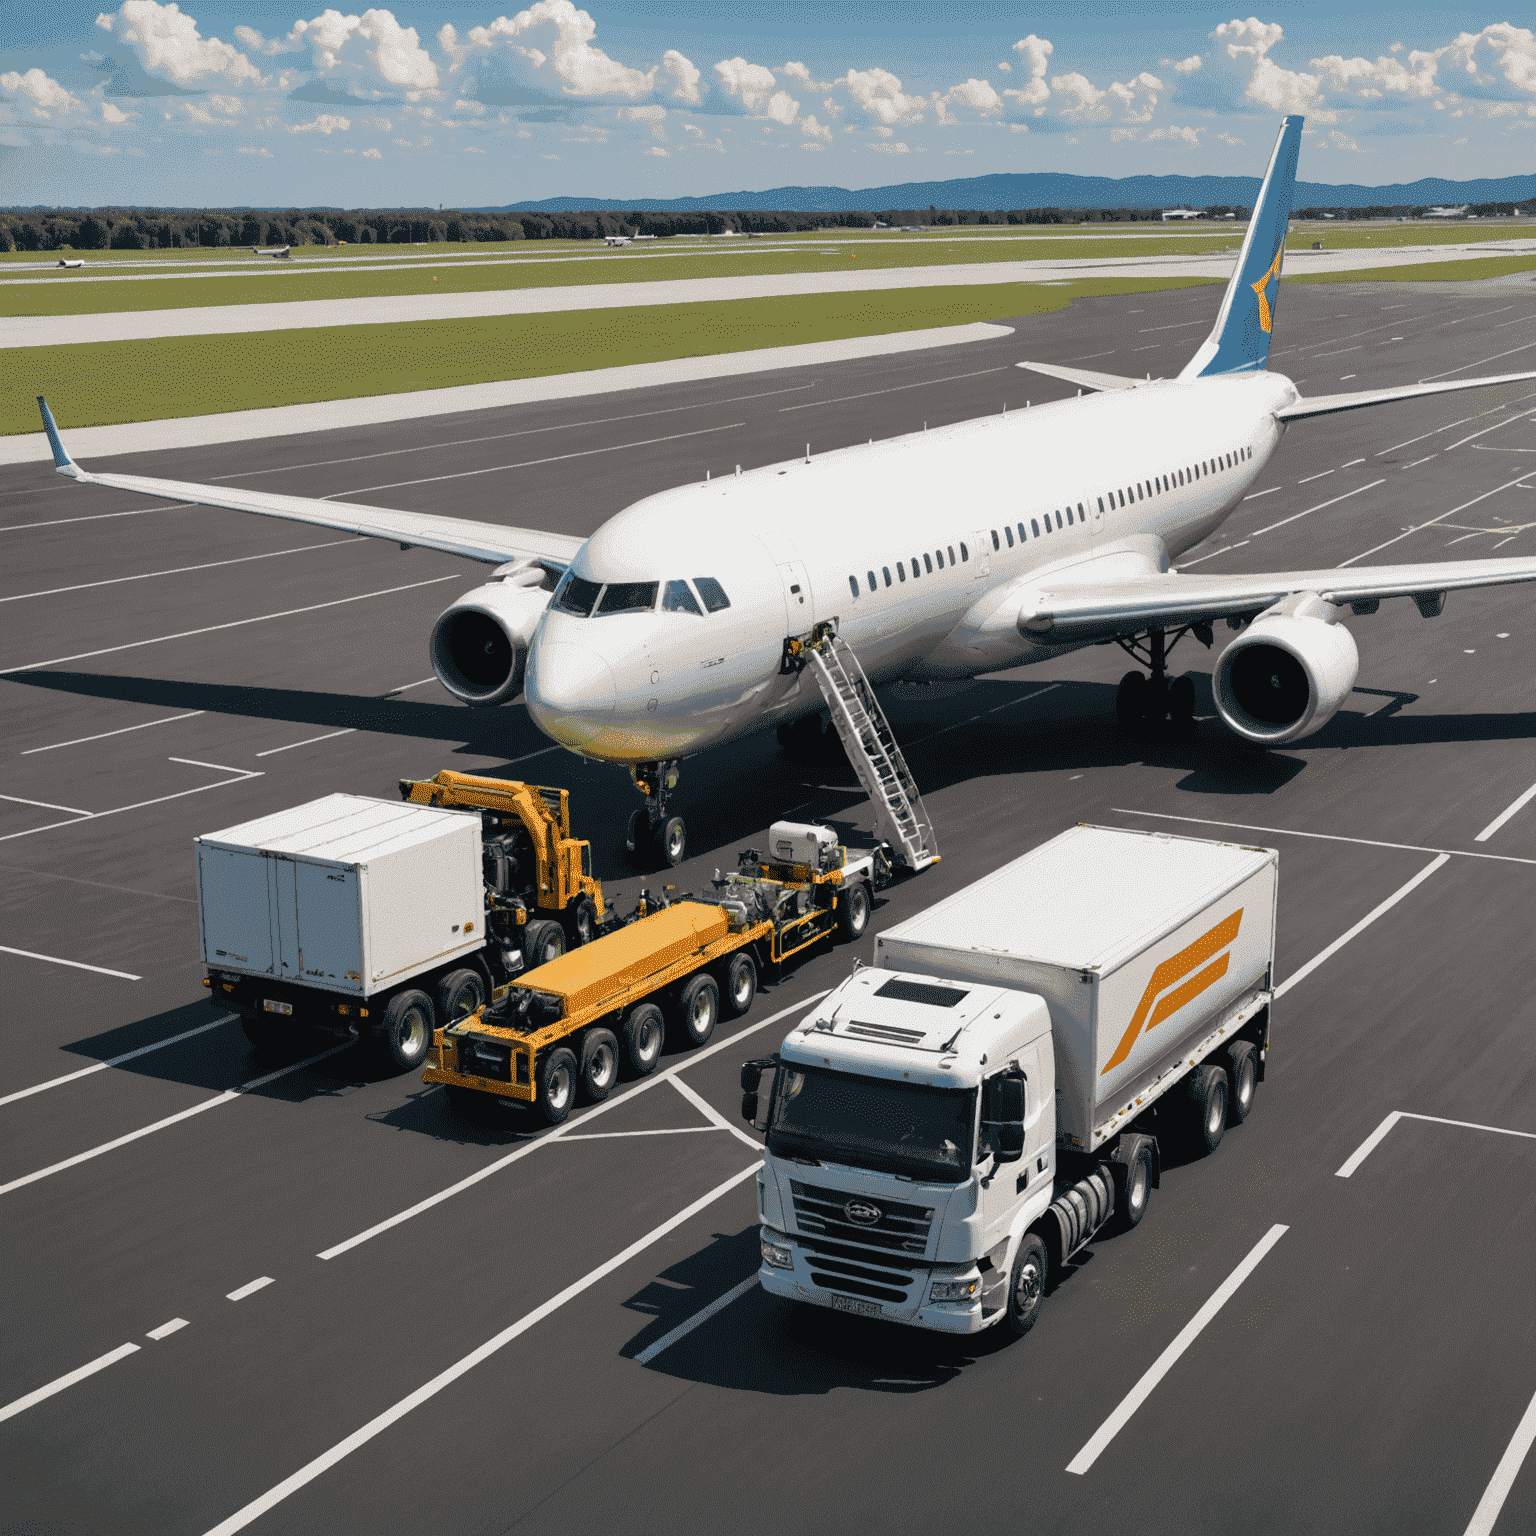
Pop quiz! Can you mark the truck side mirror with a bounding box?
[740,1093,758,1125]
[995,1078,1026,1121]
[740,1058,777,1128]
[995,1123,1025,1162]
[741,1062,764,1093]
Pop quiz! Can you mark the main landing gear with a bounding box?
[625,759,687,869]
[1113,625,1210,743]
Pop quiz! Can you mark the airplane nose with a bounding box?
[524,641,617,747]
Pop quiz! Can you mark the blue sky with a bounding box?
[3,3,1534,208]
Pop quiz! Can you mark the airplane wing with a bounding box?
[1275,369,1536,422]
[1019,556,1536,642]
[37,397,582,577]
[1014,360,1145,392]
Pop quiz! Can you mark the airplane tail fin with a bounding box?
[1179,115,1304,380]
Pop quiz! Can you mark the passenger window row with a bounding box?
[849,542,968,596]
[552,572,732,617]
[1098,443,1253,515]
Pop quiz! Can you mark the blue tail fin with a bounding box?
[1179,115,1303,379]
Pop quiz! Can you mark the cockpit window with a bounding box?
[661,579,702,615]
[693,577,731,613]
[597,581,659,615]
[551,573,601,617]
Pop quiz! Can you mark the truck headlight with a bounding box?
[929,1275,980,1304]
[760,1230,794,1270]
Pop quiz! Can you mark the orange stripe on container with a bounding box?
[1147,952,1230,1033]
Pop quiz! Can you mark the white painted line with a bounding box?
[0,1015,235,1109]
[1242,487,1280,500]
[0,1342,140,1424]
[22,712,205,754]
[0,502,186,533]
[1336,1109,1536,1178]
[634,1276,759,1366]
[1177,541,1248,568]
[1444,406,1536,453]
[0,540,355,604]
[1298,470,1335,483]
[382,677,436,696]
[147,1318,189,1340]
[1276,855,1448,999]
[777,364,1005,412]
[1376,390,1536,457]
[0,1042,351,1197]
[1402,455,1438,469]
[1476,781,1536,842]
[1342,475,1536,566]
[0,575,462,676]
[1341,458,1365,467]
[669,1075,762,1152]
[1420,339,1536,383]
[910,684,1059,747]
[316,991,826,1261]
[558,1125,724,1142]
[255,729,356,758]
[1109,808,1536,867]
[227,1277,275,1302]
[1250,479,1385,538]
[0,792,92,815]
[1335,1112,1404,1178]
[0,944,140,981]
[1463,1386,1536,1536]
[1066,1224,1288,1475]
[203,1161,763,1536]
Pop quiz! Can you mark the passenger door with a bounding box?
[757,530,815,636]
[1086,493,1104,536]
[972,529,992,582]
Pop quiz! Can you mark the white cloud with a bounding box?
[453,97,487,114]
[236,144,272,155]
[178,97,240,125]
[945,78,1002,115]
[1050,72,1106,121]
[1,68,81,117]
[800,112,831,141]
[997,61,1011,74]
[763,89,800,125]
[1168,54,1201,75]
[1004,34,1052,112]
[660,48,701,103]
[1107,70,1162,122]
[1147,123,1200,145]
[645,143,668,155]
[838,66,925,126]
[1311,48,1438,102]
[1216,129,1245,145]
[362,144,382,157]
[100,100,133,123]
[782,61,833,91]
[290,111,350,133]
[714,56,777,112]
[442,2,655,98]
[1441,23,1536,101]
[95,1,261,86]
[867,139,910,153]
[624,103,666,121]
[267,8,440,89]
[1200,18,1327,118]
[465,143,485,151]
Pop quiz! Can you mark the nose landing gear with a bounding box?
[625,760,687,868]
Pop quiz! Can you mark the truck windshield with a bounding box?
[768,1064,975,1183]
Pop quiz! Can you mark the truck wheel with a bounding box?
[436,968,486,1025]
[722,952,757,1018]
[1116,1142,1154,1231]
[567,896,598,947]
[1007,1233,1049,1337]
[622,1004,665,1077]
[674,972,719,1049]
[522,919,566,970]
[578,1028,619,1104]
[534,1046,577,1125]
[378,990,435,1073]
[1226,1042,1258,1125]
[837,880,871,942]
[1187,1063,1228,1154]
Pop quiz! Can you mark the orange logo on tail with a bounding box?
[1101,909,1243,1075]
[1250,242,1285,334]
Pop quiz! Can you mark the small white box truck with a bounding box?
[743,824,1277,1336]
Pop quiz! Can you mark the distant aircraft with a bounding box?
[37,115,1536,866]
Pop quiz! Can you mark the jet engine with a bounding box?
[1212,593,1359,745]
[429,572,551,707]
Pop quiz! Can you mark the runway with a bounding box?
[2,280,1534,1536]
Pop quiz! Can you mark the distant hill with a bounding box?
[479,170,1536,215]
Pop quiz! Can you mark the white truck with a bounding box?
[742,824,1277,1336]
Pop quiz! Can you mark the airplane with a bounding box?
[34,114,1536,869]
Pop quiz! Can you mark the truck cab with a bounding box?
[748,967,1057,1333]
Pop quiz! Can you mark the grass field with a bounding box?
[6,274,1217,436]
[1287,251,1536,285]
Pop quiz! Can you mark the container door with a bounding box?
[197,846,276,974]
[292,860,363,987]
[274,857,302,979]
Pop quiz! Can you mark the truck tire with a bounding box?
[378,989,435,1073]
[534,1046,577,1125]
[673,972,719,1049]
[1187,1063,1228,1154]
[1225,1041,1258,1125]
[837,880,871,942]
[622,1004,665,1077]
[522,919,566,970]
[436,968,486,1025]
[578,1027,619,1104]
[1007,1232,1049,1337]
[722,952,757,1018]
[1115,1141,1154,1231]
[567,896,598,947]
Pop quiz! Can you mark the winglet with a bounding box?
[37,397,85,479]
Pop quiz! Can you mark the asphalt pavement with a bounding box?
[2,277,1534,1536]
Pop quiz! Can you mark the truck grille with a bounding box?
[790,1180,935,1257]
[842,1021,927,1045]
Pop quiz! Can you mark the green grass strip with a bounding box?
[1287,251,1536,285]
[6,275,1215,437]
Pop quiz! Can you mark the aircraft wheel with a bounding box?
[1115,671,1146,734]
[658,815,687,867]
[1168,675,1197,741]
[624,809,652,865]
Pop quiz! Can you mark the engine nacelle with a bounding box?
[429,575,550,707]
[1213,593,1359,745]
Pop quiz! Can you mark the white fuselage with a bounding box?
[523,371,1297,763]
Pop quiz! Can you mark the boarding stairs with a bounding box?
[802,632,939,872]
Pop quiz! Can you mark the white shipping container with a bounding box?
[196,794,485,997]
[874,824,1277,1150]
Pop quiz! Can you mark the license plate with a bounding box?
[829,1293,881,1318]
[263,999,293,1016]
